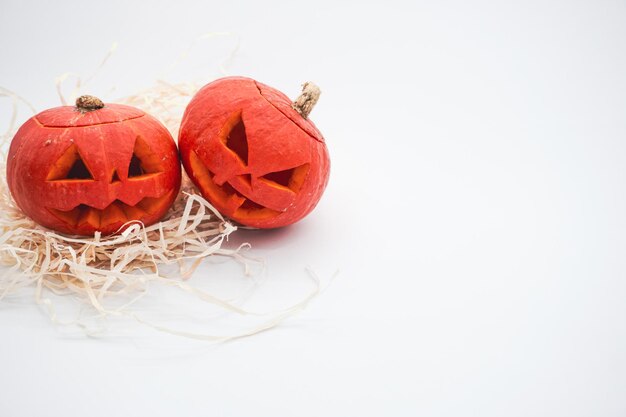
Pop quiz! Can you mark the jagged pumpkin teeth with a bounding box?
[179,77,330,228]
[119,203,146,220]
[235,199,280,220]
[78,206,101,228]
[47,192,174,229]
[100,202,127,226]
[6,95,181,236]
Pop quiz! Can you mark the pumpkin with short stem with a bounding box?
[6,95,181,235]
[178,76,330,228]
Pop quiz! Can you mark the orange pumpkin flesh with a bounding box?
[7,96,181,236]
[179,76,330,228]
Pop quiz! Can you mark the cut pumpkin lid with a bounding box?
[35,103,145,128]
[254,80,325,143]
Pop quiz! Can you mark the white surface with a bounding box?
[1,1,626,416]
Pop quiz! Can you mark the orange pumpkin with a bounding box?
[179,76,330,228]
[6,95,181,235]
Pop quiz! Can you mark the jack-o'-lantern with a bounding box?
[178,76,330,228]
[6,95,181,236]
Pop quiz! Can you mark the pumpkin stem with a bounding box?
[75,95,104,112]
[292,82,321,119]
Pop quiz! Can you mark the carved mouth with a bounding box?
[47,192,174,229]
[188,150,310,221]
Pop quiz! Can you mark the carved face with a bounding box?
[7,100,181,235]
[179,77,330,228]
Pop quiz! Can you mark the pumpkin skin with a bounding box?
[6,97,181,236]
[178,76,330,228]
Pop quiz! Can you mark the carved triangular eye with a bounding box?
[127,136,163,178]
[127,155,144,177]
[260,164,310,193]
[66,157,92,179]
[47,144,94,181]
[224,114,249,165]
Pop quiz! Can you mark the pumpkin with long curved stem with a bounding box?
[178,76,330,228]
[6,95,181,235]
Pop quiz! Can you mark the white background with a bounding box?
[1,1,626,416]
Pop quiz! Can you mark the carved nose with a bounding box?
[110,170,121,183]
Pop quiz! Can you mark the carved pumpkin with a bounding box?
[178,76,330,228]
[6,95,181,236]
